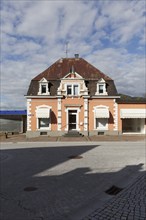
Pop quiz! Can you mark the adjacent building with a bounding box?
[0,110,27,133]
[26,55,146,137]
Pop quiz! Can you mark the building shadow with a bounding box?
[0,145,145,220]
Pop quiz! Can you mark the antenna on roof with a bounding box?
[65,41,69,58]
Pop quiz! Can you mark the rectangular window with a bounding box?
[67,85,79,95]
[96,118,107,130]
[74,85,79,95]
[39,118,50,129]
[99,85,104,93]
[41,85,46,94]
[67,85,72,95]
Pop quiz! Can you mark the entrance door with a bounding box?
[68,110,77,130]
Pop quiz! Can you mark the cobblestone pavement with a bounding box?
[0,142,145,220]
[81,173,146,220]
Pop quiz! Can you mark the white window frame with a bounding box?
[95,78,107,95]
[36,105,52,130]
[38,118,50,130]
[66,84,80,96]
[65,107,81,131]
[95,118,108,130]
[38,78,50,95]
[93,105,109,130]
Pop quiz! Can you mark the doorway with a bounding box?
[68,110,77,130]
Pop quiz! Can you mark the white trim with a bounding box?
[27,99,31,131]
[57,98,62,130]
[65,83,80,96]
[92,96,121,99]
[65,108,80,131]
[62,71,83,79]
[95,118,108,130]
[95,78,107,95]
[113,99,118,131]
[25,96,62,98]
[35,105,52,130]
[84,98,88,131]
[93,105,109,130]
[37,118,51,131]
[38,78,50,95]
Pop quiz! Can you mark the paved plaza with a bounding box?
[0,141,145,220]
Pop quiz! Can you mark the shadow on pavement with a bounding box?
[0,145,145,220]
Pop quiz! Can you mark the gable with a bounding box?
[63,71,83,79]
[39,77,48,83]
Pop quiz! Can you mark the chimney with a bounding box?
[74,54,79,58]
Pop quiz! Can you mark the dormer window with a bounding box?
[95,78,107,95]
[66,84,79,96]
[38,78,50,95]
[99,85,104,94]
[41,85,47,94]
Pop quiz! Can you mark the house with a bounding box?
[26,55,146,137]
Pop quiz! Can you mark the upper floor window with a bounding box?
[95,78,107,95]
[41,85,47,94]
[67,84,79,96]
[99,85,104,94]
[38,78,50,95]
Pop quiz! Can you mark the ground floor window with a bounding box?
[122,118,145,133]
[96,118,108,130]
[39,118,50,129]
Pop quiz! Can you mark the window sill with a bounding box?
[37,128,51,131]
[94,128,108,131]
[66,95,80,97]
[95,93,108,96]
[37,93,50,96]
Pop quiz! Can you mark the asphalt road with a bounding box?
[0,141,145,220]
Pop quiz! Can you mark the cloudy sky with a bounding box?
[1,0,145,109]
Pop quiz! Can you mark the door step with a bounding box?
[64,131,84,137]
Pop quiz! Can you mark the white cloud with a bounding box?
[85,48,145,96]
[1,0,145,109]
[94,0,145,44]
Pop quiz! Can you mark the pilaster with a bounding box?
[57,98,62,130]
[113,99,118,131]
[27,99,32,131]
[84,98,88,131]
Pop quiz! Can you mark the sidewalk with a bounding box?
[0,133,145,142]
[81,173,146,220]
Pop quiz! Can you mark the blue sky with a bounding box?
[1,0,145,109]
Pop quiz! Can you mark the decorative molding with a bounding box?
[27,99,31,131]
[64,104,82,107]
[84,98,88,131]
[57,98,62,130]
[38,78,50,95]
[95,78,107,95]
[113,99,118,130]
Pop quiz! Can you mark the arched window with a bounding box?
[93,105,109,130]
[36,105,52,130]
